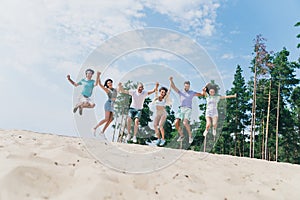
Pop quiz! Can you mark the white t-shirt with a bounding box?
[129,90,148,109]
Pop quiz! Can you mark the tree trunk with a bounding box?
[117,109,126,142]
[275,82,280,161]
[265,80,272,160]
[261,119,265,159]
[250,60,258,158]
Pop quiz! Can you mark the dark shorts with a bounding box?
[128,108,142,120]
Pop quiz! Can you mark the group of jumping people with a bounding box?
[67,69,236,146]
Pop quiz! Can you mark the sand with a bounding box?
[1,129,300,200]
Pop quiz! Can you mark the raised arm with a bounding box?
[165,82,172,98]
[94,71,100,87]
[67,75,79,87]
[220,93,237,99]
[147,82,159,95]
[118,82,129,94]
[97,72,110,93]
[169,76,179,93]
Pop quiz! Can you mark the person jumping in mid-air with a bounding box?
[203,83,237,141]
[152,84,172,146]
[67,69,99,115]
[118,82,159,143]
[92,72,118,136]
[169,77,206,144]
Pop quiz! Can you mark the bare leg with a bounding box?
[175,118,183,136]
[212,116,218,130]
[212,116,218,141]
[159,114,167,140]
[205,117,212,131]
[183,119,192,138]
[154,115,161,139]
[94,111,110,131]
[127,116,132,136]
[82,102,95,108]
[133,118,139,137]
[102,112,114,133]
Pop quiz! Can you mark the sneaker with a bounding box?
[132,136,137,143]
[156,139,161,146]
[203,130,208,137]
[79,107,83,115]
[213,129,217,136]
[177,136,184,142]
[159,139,166,146]
[126,134,131,141]
[189,137,193,144]
[73,106,78,113]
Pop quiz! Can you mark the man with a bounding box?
[169,77,205,144]
[67,69,100,115]
[118,82,159,143]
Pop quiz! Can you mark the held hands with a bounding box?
[169,76,173,81]
[67,75,71,80]
[155,82,159,91]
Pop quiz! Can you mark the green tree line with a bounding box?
[112,23,300,165]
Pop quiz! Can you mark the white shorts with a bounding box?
[79,95,94,104]
[175,107,192,121]
[206,108,218,118]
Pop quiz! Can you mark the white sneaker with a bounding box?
[213,129,216,136]
[156,139,161,146]
[132,136,137,143]
[189,137,193,144]
[203,130,208,136]
[177,136,184,142]
[126,134,131,141]
[159,139,166,146]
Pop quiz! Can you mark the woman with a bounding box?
[153,85,171,146]
[93,72,118,135]
[203,83,236,141]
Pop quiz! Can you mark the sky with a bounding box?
[0,0,299,137]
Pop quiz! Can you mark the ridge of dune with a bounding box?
[1,129,300,200]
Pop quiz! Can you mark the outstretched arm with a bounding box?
[67,75,79,87]
[94,71,100,87]
[169,77,179,93]
[195,87,206,97]
[118,82,129,94]
[220,93,237,99]
[147,82,159,95]
[98,72,110,93]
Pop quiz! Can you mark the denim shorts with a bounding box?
[104,99,114,112]
[128,107,142,119]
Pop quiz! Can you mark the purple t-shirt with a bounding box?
[178,90,197,109]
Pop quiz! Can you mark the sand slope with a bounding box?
[0,130,300,200]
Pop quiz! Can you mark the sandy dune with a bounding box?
[0,130,300,200]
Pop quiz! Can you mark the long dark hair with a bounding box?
[104,79,113,88]
[205,83,219,94]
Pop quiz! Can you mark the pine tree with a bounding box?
[271,48,300,162]
[223,65,251,157]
